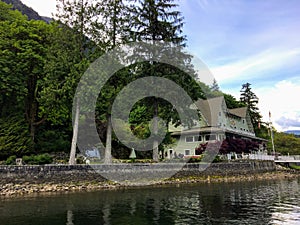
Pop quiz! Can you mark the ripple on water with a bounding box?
[270,202,300,225]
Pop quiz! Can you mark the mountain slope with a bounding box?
[2,0,51,21]
[285,130,300,137]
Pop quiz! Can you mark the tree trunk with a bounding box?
[69,98,79,165]
[104,114,112,164]
[152,100,159,162]
[26,73,38,144]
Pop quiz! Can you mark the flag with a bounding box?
[269,111,271,119]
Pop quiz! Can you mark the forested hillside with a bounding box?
[2,0,49,21]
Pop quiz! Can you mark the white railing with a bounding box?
[224,153,300,162]
[276,155,300,161]
[248,154,275,161]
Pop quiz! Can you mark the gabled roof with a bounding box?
[228,107,247,118]
[195,96,226,126]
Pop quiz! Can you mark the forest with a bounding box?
[0,0,299,165]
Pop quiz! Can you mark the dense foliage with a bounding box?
[271,132,300,155]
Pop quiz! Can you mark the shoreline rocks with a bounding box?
[1,170,299,197]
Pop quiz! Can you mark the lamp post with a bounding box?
[268,111,276,158]
[259,111,275,159]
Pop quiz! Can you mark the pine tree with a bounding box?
[93,0,130,163]
[210,79,220,92]
[94,0,130,50]
[55,0,100,164]
[240,83,262,134]
[55,0,130,164]
[128,0,203,161]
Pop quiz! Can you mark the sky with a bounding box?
[22,0,300,132]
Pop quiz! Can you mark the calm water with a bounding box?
[0,178,300,225]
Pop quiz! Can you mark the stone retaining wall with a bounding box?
[0,161,276,184]
[176,160,276,178]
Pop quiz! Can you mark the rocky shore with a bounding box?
[0,182,120,197]
[1,169,299,197]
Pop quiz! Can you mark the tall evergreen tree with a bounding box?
[240,83,262,134]
[94,0,130,163]
[128,0,203,161]
[55,0,129,164]
[55,0,100,164]
[210,79,220,92]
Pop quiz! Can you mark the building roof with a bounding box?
[228,107,247,118]
[195,97,248,125]
[195,96,225,126]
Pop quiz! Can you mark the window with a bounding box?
[219,112,221,116]
[205,134,217,141]
[185,149,191,156]
[185,136,194,142]
[242,119,245,124]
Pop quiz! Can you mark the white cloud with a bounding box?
[276,116,300,130]
[257,80,300,131]
[210,48,300,84]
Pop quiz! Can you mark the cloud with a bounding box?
[182,1,300,132]
[182,0,300,84]
[256,80,300,131]
[210,48,300,84]
[276,116,300,130]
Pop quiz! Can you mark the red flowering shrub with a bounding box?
[195,138,259,155]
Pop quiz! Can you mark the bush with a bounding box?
[5,155,16,165]
[289,163,300,170]
[35,129,70,153]
[22,153,53,165]
[187,156,202,163]
[76,156,84,164]
[212,155,222,163]
[0,116,33,160]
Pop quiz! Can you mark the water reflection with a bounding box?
[271,203,300,225]
[66,210,74,225]
[0,178,299,225]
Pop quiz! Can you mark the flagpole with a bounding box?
[269,111,276,157]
